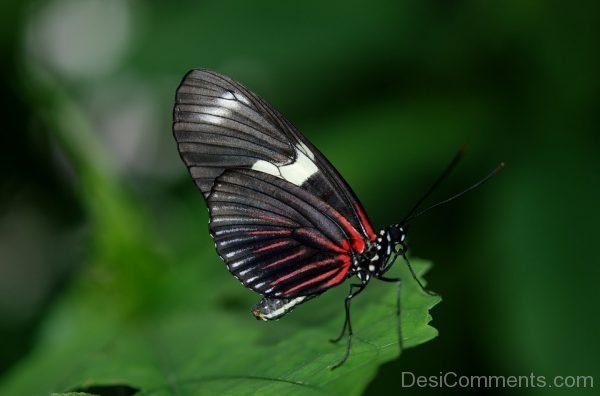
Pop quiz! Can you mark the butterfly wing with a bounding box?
[173,69,295,198]
[209,169,356,297]
[173,69,376,244]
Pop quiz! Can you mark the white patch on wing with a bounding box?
[251,144,318,186]
[297,141,315,160]
[257,297,306,321]
[221,91,235,100]
[234,92,251,106]
[202,91,243,124]
[279,146,318,185]
[216,91,241,110]
[219,237,249,247]
[251,160,280,176]
[229,256,253,269]
[224,248,245,258]
[238,267,253,276]
[213,227,243,236]
[203,106,231,118]
[197,114,223,125]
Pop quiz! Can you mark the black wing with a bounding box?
[173,69,377,244]
[209,169,354,298]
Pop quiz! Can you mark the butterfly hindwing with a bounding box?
[208,169,356,298]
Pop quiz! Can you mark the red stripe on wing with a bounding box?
[323,256,352,288]
[282,256,351,295]
[295,228,349,254]
[331,211,366,253]
[256,214,296,226]
[355,203,376,241]
[263,248,308,269]
[253,240,290,253]
[271,256,341,285]
[248,230,291,236]
[284,268,339,295]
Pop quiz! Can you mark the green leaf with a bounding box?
[0,251,438,396]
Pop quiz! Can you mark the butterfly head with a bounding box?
[386,224,407,248]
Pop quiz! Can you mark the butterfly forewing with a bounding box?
[174,70,295,197]
[173,69,376,243]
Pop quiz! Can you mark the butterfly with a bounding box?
[172,69,502,368]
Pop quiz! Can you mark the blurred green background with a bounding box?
[1,0,599,395]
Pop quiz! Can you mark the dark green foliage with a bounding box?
[1,1,599,395]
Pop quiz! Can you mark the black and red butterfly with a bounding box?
[172,69,501,368]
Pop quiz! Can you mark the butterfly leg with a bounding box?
[400,253,438,296]
[329,283,364,343]
[329,311,349,343]
[378,276,403,354]
[330,283,366,370]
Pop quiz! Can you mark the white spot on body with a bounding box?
[368,265,375,272]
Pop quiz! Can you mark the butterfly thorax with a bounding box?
[353,224,406,282]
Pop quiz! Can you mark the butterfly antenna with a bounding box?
[400,147,465,225]
[405,162,505,223]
